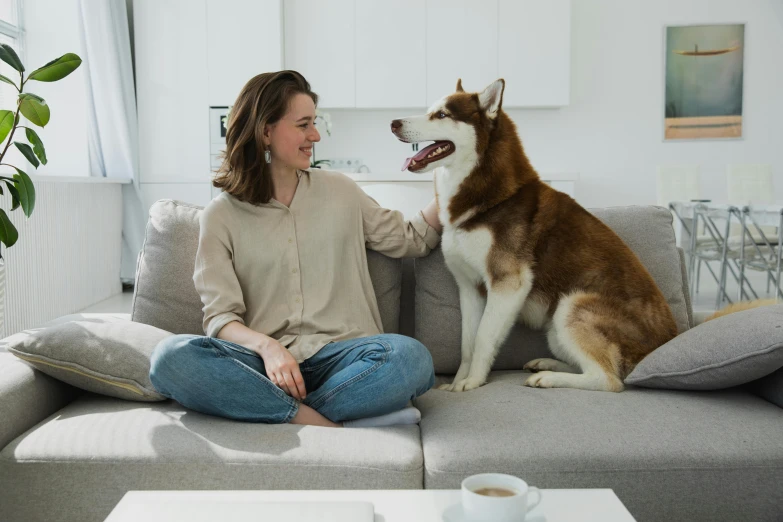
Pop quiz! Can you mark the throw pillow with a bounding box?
[6,314,171,401]
[625,304,783,390]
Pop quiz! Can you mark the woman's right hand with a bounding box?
[257,339,307,401]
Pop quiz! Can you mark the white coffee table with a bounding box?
[105,489,636,521]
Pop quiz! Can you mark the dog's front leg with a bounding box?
[450,281,532,392]
[439,280,486,391]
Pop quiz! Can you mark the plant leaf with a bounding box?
[0,209,19,248]
[0,44,24,72]
[3,181,20,210]
[18,94,50,127]
[11,168,35,217]
[0,110,14,143]
[0,73,17,89]
[20,92,45,103]
[25,128,47,165]
[28,53,82,82]
[15,142,39,168]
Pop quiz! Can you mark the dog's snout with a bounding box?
[391,119,403,132]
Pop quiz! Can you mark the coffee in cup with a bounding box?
[472,487,519,497]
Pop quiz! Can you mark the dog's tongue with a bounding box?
[401,141,449,171]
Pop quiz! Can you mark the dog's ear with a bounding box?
[478,79,505,119]
[455,78,464,93]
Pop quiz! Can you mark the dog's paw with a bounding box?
[524,371,556,388]
[524,358,562,372]
[438,382,455,392]
[450,377,483,392]
[524,358,552,372]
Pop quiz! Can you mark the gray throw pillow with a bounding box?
[625,304,783,390]
[6,313,171,401]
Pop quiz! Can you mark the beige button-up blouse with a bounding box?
[193,169,440,363]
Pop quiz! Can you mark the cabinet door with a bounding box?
[355,1,426,108]
[284,0,355,108]
[206,0,282,106]
[135,0,210,183]
[499,0,570,107]
[426,0,499,103]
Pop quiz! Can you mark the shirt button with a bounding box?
[288,237,293,243]
[295,297,301,303]
[292,268,298,274]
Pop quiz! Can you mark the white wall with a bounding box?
[8,0,782,207]
[18,0,89,177]
[313,0,783,208]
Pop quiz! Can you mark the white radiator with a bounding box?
[1,176,126,336]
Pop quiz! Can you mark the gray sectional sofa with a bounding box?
[1,200,781,522]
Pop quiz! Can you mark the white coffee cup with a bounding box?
[461,473,542,522]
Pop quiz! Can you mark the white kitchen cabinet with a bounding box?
[355,0,427,108]
[499,0,570,107]
[425,0,499,103]
[135,0,210,183]
[284,0,355,108]
[282,0,569,109]
[206,0,283,106]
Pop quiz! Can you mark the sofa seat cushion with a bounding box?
[415,371,783,522]
[0,395,423,522]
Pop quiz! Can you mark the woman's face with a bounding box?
[264,93,321,171]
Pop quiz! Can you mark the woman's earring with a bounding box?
[264,149,272,163]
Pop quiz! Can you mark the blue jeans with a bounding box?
[148,333,435,424]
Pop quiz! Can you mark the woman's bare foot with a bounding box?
[289,403,342,428]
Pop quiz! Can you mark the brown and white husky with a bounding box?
[391,78,677,393]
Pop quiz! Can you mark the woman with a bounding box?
[149,70,442,428]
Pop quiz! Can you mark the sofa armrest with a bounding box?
[0,352,79,450]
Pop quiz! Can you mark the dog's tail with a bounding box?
[704,298,778,322]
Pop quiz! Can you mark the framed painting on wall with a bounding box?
[664,23,745,140]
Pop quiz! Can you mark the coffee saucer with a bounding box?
[441,502,546,522]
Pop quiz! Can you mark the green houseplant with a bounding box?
[0,44,82,249]
[0,44,82,334]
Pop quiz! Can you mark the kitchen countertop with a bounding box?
[340,171,579,182]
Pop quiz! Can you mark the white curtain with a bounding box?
[78,0,146,284]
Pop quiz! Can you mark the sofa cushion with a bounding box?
[0,395,424,522]
[132,199,402,335]
[6,314,170,402]
[415,206,692,373]
[415,371,783,522]
[626,304,783,390]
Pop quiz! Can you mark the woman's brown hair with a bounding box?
[213,70,318,205]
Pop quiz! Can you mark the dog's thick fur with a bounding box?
[391,79,678,392]
[704,299,778,322]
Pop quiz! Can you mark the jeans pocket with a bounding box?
[213,338,259,357]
